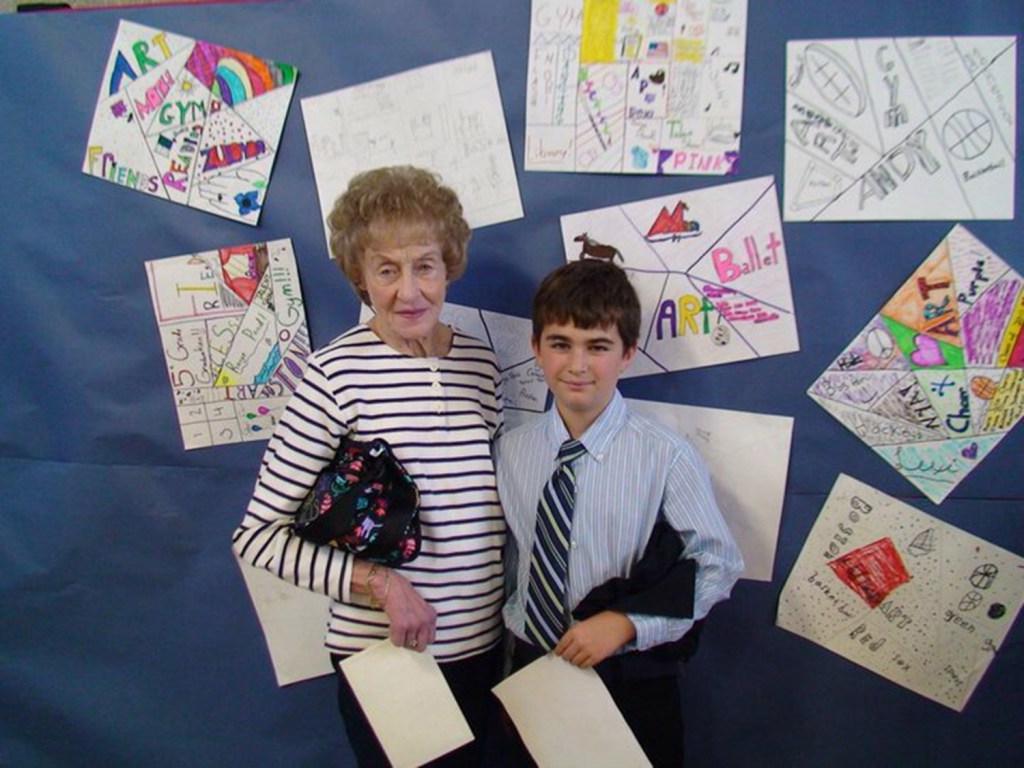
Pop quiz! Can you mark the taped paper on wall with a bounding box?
[145,239,310,450]
[83,19,297,225]
[778,474,1024,712]
[808,225,1024,504]
[560,176,799,376]
[525,0,748,176]
[784,36,1016,221]
[302,50,523,251]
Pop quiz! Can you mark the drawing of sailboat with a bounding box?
[908,528,936,557]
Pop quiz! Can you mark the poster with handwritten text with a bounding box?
[525,0,748,175]
[784,36,1016,221]
[83,20,297,225]
[302,50,523,252]
[808,225,1024,504]
[778,474,1024,711]
[145,239,309,450]
[560,176,799,375]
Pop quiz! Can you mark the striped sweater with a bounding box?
[232,325,506,662]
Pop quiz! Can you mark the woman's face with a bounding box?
[359,237,448,355]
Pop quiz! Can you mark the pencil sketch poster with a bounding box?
[83,20,298,225]
[525,0,748,175]
[302,50,523,251]
[146,239,309,450]
[560,175,799,376]
[778,474,1024,712]
[784,36,1015,221]
[361,302,548,430]
[808,225,1024,504]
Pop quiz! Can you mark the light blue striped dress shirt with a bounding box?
[498,390,744,652]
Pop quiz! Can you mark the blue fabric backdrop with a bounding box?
[1,1,1021,765]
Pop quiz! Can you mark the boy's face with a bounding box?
[532,321,636,432]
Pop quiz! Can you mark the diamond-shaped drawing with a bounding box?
[83,20,297,225]
[808,225,1024,503]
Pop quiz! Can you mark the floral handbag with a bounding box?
[293,437,421,565]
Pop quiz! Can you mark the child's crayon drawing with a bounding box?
[778,474,1024,712]
[560,176,799,375]
[302,50,523,251]
[808,225,1024,504]
[145,239,309,449]
[525,0,748,176]
[784,36,1015,221]
[83,20,297,225]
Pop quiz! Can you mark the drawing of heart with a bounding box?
[961,442,978,460]
[910,334,946,366]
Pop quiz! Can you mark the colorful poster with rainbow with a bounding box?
[808,225,1024,504]
[83,20,297,225]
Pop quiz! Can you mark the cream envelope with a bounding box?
[493,654,651,768]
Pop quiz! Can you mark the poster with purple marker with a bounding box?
[145,239,309,450]
[808,225,1024,504]
[559,175,799,376]
[83,20,297,225]
[525,0,749,176]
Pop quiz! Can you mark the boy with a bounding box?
[496,259,744,766]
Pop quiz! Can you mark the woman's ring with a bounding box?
[408,639,418,648]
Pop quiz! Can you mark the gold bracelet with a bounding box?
[367,564,391,609]
[378,569,391,610]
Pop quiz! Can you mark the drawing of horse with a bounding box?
[574,233,623,263]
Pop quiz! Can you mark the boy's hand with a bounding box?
[554,611,636,668]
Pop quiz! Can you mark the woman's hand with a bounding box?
[378,568,437,652]
[554,611,636,668]
[354,560,436,652]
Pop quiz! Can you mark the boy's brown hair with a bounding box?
[531,259,641,350]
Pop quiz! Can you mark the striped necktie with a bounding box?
[524,438,587,650]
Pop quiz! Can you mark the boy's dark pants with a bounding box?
[503,637,686,768]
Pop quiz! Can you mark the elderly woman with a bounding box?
[232,166,505,766]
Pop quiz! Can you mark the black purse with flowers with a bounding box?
[293,437,421,565]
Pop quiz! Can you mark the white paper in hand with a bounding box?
[340,640,473,767]
[492,654,652,768]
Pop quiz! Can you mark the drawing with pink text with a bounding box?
[84,20,297,225]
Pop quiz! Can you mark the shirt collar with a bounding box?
[543,389,626,463]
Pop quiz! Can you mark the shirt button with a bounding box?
[571,540,578,550]
[431,381,443,391]
[429,362,440,372]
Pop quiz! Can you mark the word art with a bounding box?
[809,226,1023,504]
[302,50,522,250]
[778,474,1023,711]
[146,239,309,449]
[525,0,748,176]
[84,19,297,225]
[785,36,1015,221]
[560,175,799,375]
